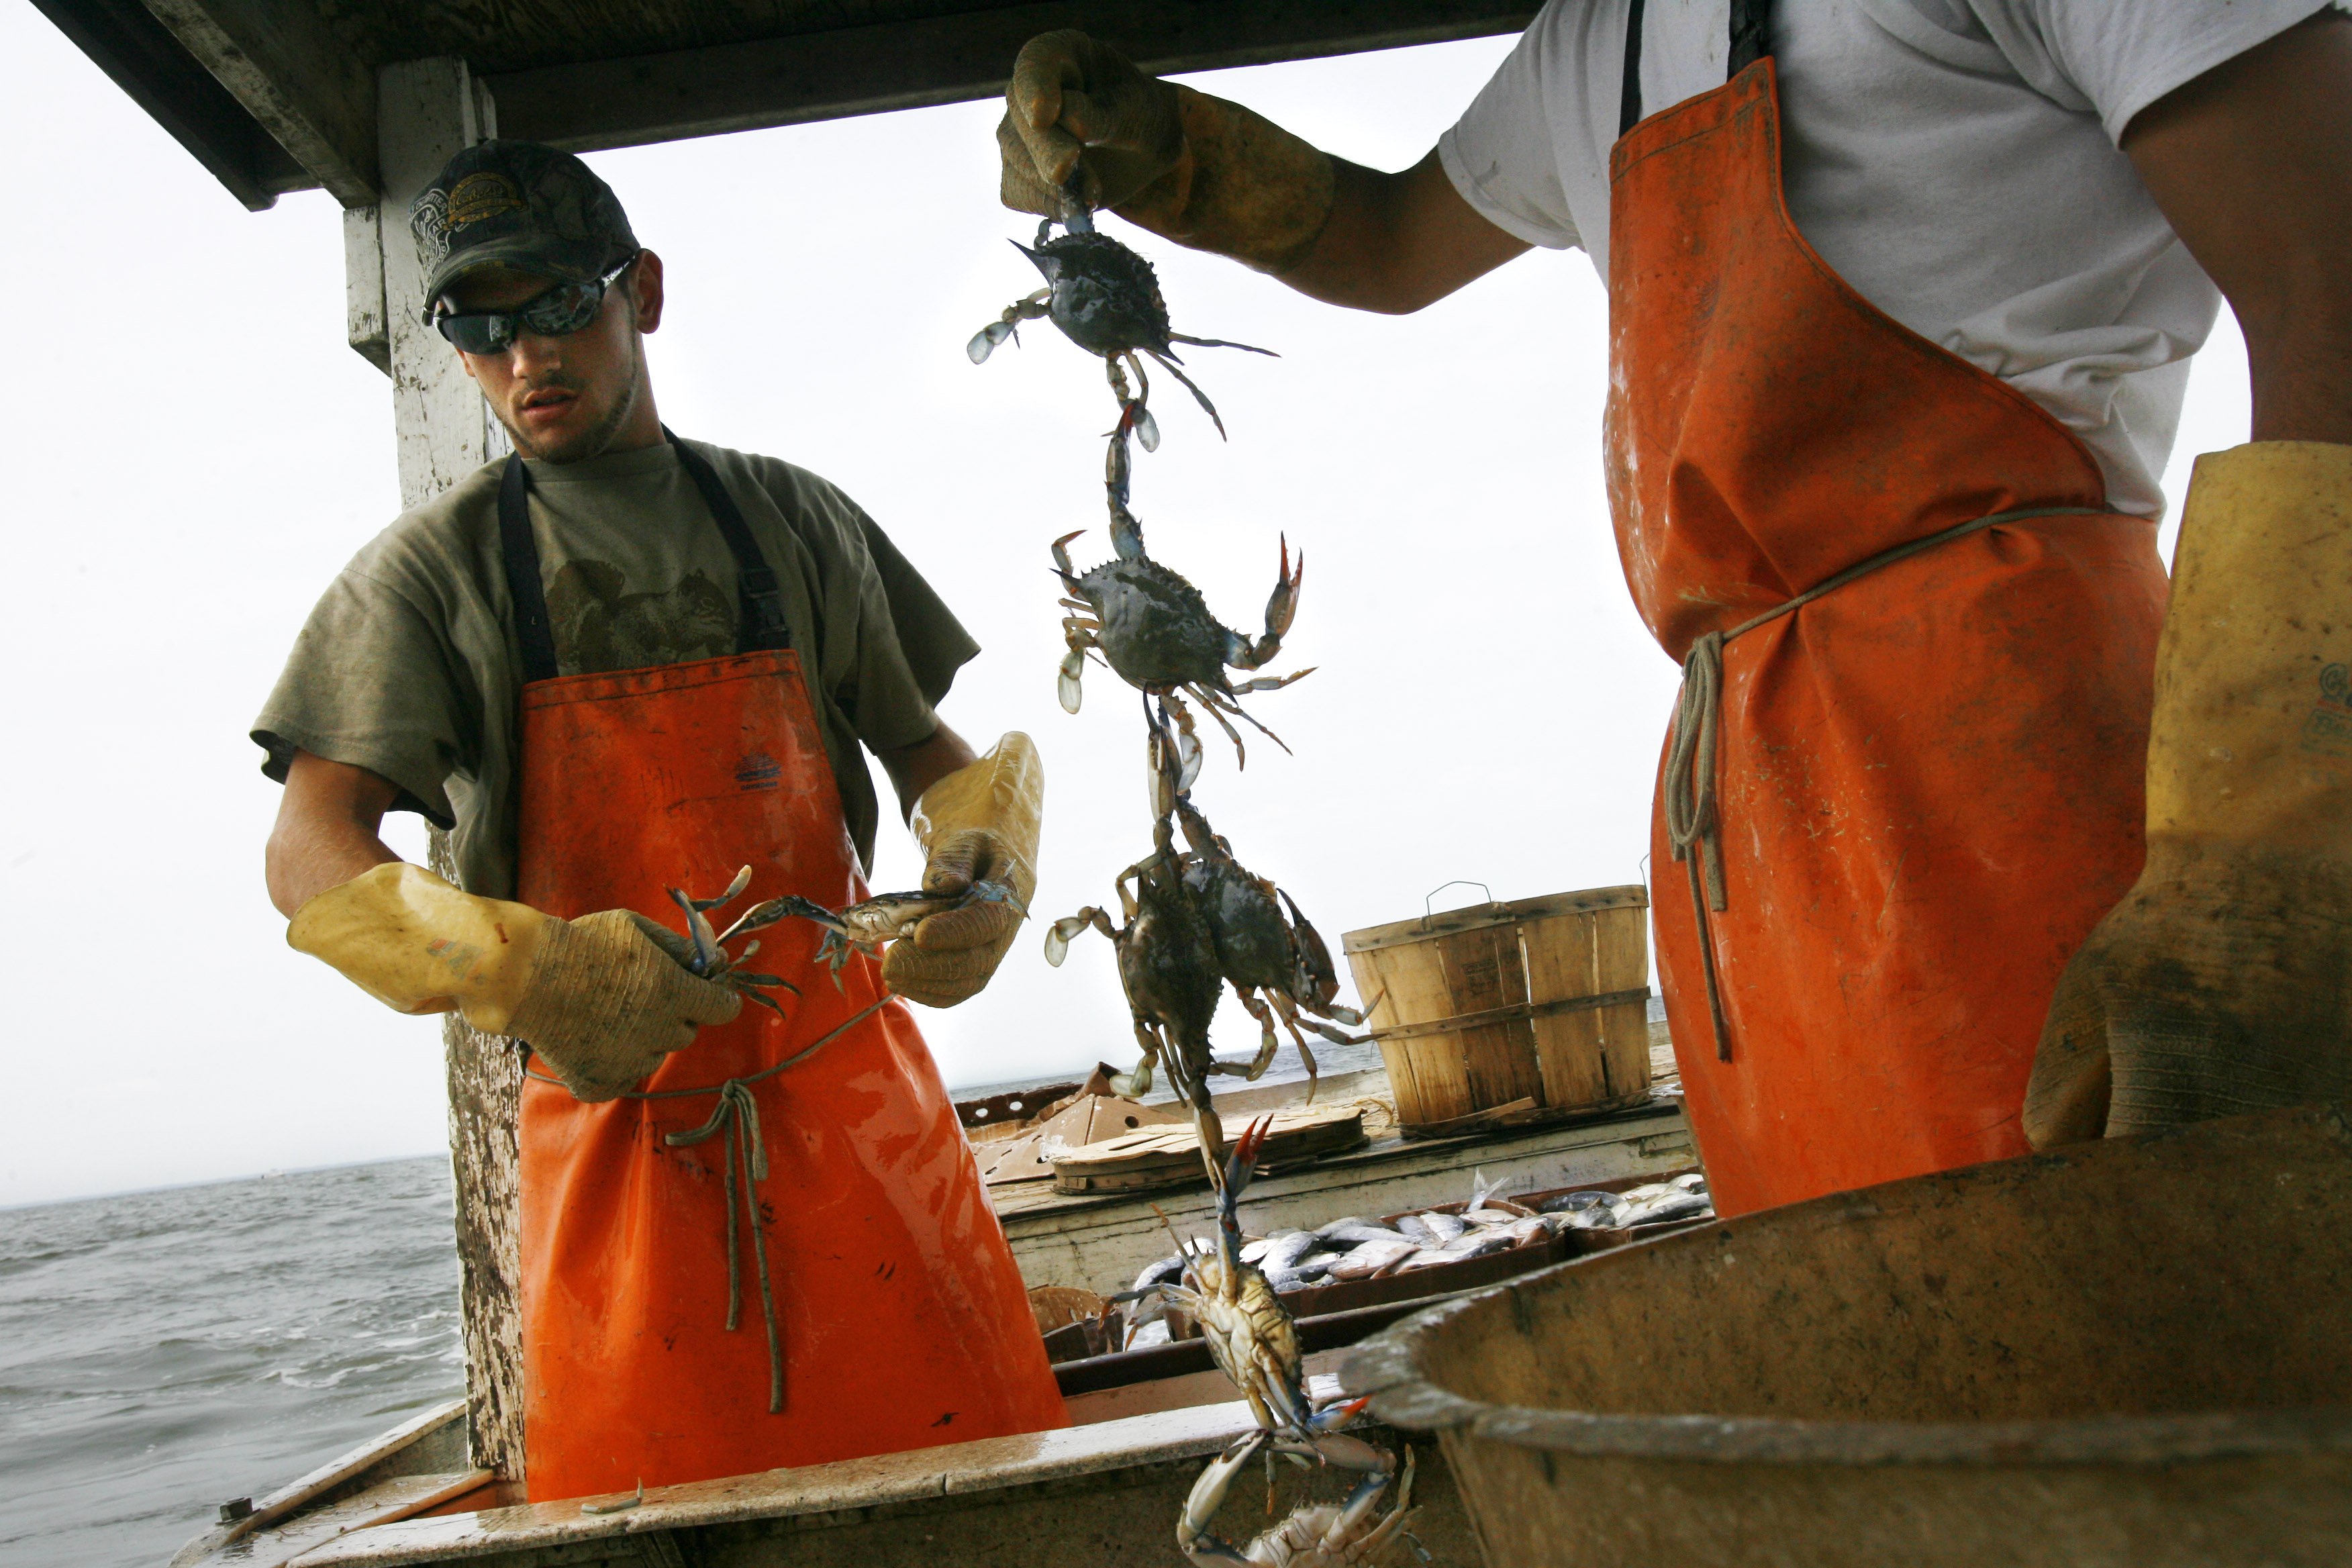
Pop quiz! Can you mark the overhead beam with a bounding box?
[26,0,304,210]
[487,0,1534,154]
[138,0,379,205]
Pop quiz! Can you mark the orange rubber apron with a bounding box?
[1608,2,2168,1216]
[500,434,1065,1502]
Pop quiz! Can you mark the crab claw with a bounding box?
[1147,740,1179,822]
[1043,912,1095,967]
[687,865,753,912]
[1265,535,1302,640]
[967,320,1017,364]
[1308,1395,1377,1435]
[1129,403,1160,452]
[969,880,1031,918]
[1108,1056,1155,1098]
[1219,1115,1275,1204]
[1104,430,1132,503]
[1175,728,1204,791]
[1058,647,1086,714]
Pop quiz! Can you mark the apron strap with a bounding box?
[497,454,564,685]
[1619,0,1775,138]
[665,426,795,655]
[495,432,797,685]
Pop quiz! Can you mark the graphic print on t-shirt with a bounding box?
[545,560,735,674]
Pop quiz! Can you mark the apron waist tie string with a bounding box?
[526,995,893,1414]
[1665,505,2110,1064]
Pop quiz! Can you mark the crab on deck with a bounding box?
[1179,1433,1422,1568]
[1159,1122,1425,1566]
[1055,497,1312,785]
[967,219,1275,443]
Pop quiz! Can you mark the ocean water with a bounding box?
[0,1052,1397,1568]
[0,1159,463,1568]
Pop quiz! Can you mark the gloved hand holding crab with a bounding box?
[709,733,1046,1010]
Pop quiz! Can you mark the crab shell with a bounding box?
[1023,231,1175,357]
[1071,556,1246,694]
[1183,855,1294,991]
[1118,861,1224,1071]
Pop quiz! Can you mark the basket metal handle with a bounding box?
[1421,880,1496,929]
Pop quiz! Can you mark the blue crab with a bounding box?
[743,883,1028,991]
[1054,497,1310,784]
[1173,797,1375,1101]
[658,865,801,1012]
[968,217,1275,443]
[1155,1121,1422,1565]
[1044,811,1226,1132]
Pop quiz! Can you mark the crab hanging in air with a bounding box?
[967,218,1275,443]
[1173,797,1375,1103]
[1154,1120,1424,1566]
[1043,812,1230,1150]
[1055,496,1311,787]
[1179,1431,1422,1568]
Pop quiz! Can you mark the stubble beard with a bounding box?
[496,342,646,464]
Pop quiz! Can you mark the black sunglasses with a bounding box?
[432,254,640,355]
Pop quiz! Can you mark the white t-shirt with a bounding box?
[1439,0,2331,519]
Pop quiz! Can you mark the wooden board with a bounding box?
[1049,1104,1367,1194]
[977,1092,1187,1186]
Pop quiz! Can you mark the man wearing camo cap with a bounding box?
[255,140,1067,1502]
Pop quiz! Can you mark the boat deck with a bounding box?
[992,1046,1694,1297]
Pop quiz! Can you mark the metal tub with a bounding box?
[1345,1104,2352,1568]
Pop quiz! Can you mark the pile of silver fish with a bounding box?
[1124,1171,1711,1346]
[1538,1172,1711,1231]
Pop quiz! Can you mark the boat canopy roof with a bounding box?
[30,0,1532,212]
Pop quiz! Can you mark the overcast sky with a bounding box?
[0,9,2249,1207]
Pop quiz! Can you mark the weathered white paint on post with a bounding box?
[378,58,501,506]
[362,57,525,1479]
[342,205,389,374]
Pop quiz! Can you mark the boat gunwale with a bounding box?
[278,1395,1306,1566]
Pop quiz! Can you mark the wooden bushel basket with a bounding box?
[1342,886,1652,1137]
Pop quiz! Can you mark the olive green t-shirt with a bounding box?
[253,440,977,897]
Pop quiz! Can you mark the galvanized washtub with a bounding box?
[1344,1104,2352,1568]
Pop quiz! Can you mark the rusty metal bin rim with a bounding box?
[1343,1259,2352,1471]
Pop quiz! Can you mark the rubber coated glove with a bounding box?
[997,30,1336,274]
[2025,442,2352,1146]
[289,862,741,1101]
[883,734,1043,1008]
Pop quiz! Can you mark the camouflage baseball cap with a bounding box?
[409,141,638,317]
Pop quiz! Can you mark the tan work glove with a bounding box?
[883,734,1043,1008]
[289,862,741,1101]
[2024,442,2352,1146]
[997,30,1336,274]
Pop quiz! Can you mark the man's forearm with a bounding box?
[1121,144,1530,316]
[267,751,403,916]
[2125,11,2352,447]
[1271,152,1531,315]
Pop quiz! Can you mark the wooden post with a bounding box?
[349,56,527,1479]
